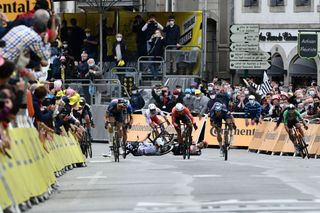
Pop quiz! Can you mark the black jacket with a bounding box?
[112,41,128,62]
[130,93,145,111]
[163,25,180,46]
[148,37,165,57]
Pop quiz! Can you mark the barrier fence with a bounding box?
[0,127,85,210]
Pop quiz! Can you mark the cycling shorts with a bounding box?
[287,119,299,129]
[211,113,232,128]
[175,115,192,126]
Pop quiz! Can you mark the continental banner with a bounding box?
[1,0,52,21]
[204,118,255,147]
[128,114,206,143]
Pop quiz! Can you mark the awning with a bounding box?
[267,65,285,76]
[289,63,317,77]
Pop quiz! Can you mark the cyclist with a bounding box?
[210,102,236,154]
[103,98,133,157]
[79,97,95,129]
[244,95,262,127]
[171,103,198,146]
[281,104,308,153]
[145,103,170,136]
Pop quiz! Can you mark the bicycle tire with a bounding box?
[83,133,89,158]
[86,130,93,158]
[187,129,191,160]
[224,129,228,161]
[122,141,127,159]
[298,136,309,159]
[113,133,120,162]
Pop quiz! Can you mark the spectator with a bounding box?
[85,58,103,104]
[0,9,51,63]
[152,85,171,112]
[77,51,89,79]
[33,85,55,124]
[163,16,181,47]
[168,89,183,111]
[142,14,164,54]
[69,18,85,61]
[60,20,69,42]
[57,55,76,80]
[130,85,145,111]
[193,89,209,118]
[112,33,127,67]
[132,15,147,57]
[148,29,165,79]
[183,88,195,111]
[234,93,246,114]
[207,91,218,112]
[83,28,98,61]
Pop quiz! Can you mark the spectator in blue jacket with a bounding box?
[244,95,262,126]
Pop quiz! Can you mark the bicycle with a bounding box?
[181,124,192,160]
[292,126,309,159]
[150,122,175,155]
[108,122,121,162]
[79,124,93,159]
[221,122,231,161]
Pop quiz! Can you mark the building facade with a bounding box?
[233,0,320,86]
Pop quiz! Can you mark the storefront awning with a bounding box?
[267,65,285,76]
[289,64,317,77]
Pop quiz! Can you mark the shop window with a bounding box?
[295,0,311,6]
[244,0,259,7]
[270,0,285,6]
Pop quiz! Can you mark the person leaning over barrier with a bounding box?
[244,95,262,127]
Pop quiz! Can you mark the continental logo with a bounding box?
[1,0,52,21]
[210,127,255,137]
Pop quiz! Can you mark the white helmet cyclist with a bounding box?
[175,103,185,112]
[288,104,295,111]
[148,104,157,114]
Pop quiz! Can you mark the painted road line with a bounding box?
[192,174,222,178]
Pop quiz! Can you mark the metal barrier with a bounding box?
[137,56,165,81]
[164,45,202,78]
[64,79,130,105]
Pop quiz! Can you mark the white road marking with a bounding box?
[88,160,110,163]
[192,174,222,178]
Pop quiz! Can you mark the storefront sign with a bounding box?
[230,51,271,61]
[230,61,271,70]
[298,33,318,58]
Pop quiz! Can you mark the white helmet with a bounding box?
[148,104,157,111]
[175,103,185,112]
[156,138,164,146]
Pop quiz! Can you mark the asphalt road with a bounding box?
[28,143,320,213]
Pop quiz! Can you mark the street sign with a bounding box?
[230,33,259,43]
[230,52,271,61]
[230,43,259,52]
[230,61,271,70]
[230,25,259,34]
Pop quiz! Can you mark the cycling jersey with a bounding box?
[106,101,133,123]
[171,107,194,128]
[145,108,165,125]
[283,109,302,128]
[210,102,231,128]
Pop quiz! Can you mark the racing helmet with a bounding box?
[214,102,223,112]
[117,98,127,107]
[148,103,157,114]
[287,104,295,111]
[175,103,184,112]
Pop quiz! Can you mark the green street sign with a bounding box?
[298,33,318,59]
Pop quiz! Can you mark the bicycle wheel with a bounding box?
[86,130,93,158]
[298,136,309,159]
[224,129,228,161]
[113,133,120,162]
[122,141,127,159]
[83,133,89,158]
[187,129,192,160]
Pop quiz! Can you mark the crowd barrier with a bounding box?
[249,122,320,157]
[0,127,85,210]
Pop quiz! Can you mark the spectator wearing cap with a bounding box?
[193,89,209,118]
[183,88,195,111]
[113,33,128,67]
[83,28,98,61]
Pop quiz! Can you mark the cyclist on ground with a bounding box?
[103,98,133,157]
[244,95,262,126]
[280,104,308,152]
[210,102,236,154]
[171,103,198,146]
[145,103,170,135]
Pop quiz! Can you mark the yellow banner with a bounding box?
[1,0,52,21]
[204,118,256,147]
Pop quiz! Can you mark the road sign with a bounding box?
[230,52,271,61]
[230,43,259,52]
[230,25,259,34]
[229,61,271,70]
[230,34,259,43]
[298,33,318,58]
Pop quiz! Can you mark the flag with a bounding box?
[246,71,273,96]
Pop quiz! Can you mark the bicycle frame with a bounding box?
[291,126,309,159]
[181,123,192,160]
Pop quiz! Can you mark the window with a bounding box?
[295,0,311,6]
[270,0,285,6]
[244,0,259,7]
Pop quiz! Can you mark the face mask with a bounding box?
[196,96,201,100]
[249,100,254,105]
[63,44,68,48]
[176,88,181,92]
[309,91,315,96]
[208,87,213,91]
[88,64,94,68]
[155,33,161,37]
[227,92,232,96]
[86,33,91,37]
[244,91,249,95]
[132,90,137,95]
[186,94,191,98]
[210,95,216,99]
[169,21,174,26]
[116,37,122,42]
[191,88,195,93]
